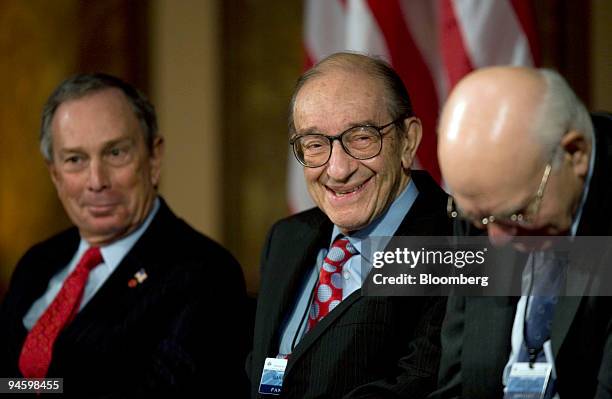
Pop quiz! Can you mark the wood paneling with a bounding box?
[0,0,78,298]
[222,0,303,294]
[535,0,591,105]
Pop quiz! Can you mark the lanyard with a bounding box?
[522,261,540,366]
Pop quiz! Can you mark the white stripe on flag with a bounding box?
[451,0,534,67]
[304,0,346,60]
[345,0,389,59]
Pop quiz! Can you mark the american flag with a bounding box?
[288,0,540,212]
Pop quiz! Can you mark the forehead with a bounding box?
[293,70,388,130]
[450,156,545,217]
[51,88,142,145]
[55,88,135,123]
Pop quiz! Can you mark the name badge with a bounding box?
[258,357,287,395]
[504,362,552,399]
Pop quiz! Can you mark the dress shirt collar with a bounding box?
[330,178,419,262]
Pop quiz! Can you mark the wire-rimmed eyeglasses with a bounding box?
[447,162,552,228]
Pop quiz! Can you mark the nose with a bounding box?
[87,159,110,192]
[487,222,517,246]
[326,141,357,181]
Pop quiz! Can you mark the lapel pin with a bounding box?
[128,268,148,288]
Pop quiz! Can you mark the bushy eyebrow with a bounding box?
[102,137,134,150]
[57,137,134,156]
[295,119,380,136]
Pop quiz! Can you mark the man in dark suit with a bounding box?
[248,52,451,398]
[0,73,250,397]
[433,67,612,398]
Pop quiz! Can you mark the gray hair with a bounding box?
[287,52,414,135]
[535,69,594,168]
[40,73,158,161]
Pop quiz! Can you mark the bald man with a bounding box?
[430,67,612,398]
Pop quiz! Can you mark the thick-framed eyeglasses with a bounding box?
[447,162,552,228]
[289,117,405,168]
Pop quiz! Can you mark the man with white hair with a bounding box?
[432,67,612,398]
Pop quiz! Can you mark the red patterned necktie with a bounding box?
[19,246,103,378]
[307,237,357,331]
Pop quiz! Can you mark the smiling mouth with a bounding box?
[86,203,118,213]
[327,179,370,197]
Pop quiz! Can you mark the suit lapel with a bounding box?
[552,241,602,358]
[286,289,360,374]
[552,115,612,357]
[66,249,151,334]
[551,297,583,359]
[463,296,518,397]
[20,232,80,318]
[396,170,451,236]
[576,113,612,237]
[257,212,332,369]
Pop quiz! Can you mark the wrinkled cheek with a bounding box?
[59,193,82,216]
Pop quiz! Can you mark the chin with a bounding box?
[511,238,555,252]
[84,220,128,238]
[330,216,367,233]
[327,204,376,230]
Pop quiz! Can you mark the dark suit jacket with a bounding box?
[431,113,612,399]
[248,171,453,399]
[0,198,250,398]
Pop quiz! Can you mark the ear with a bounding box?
[47,160,61,188]
[149,136,165,186]
[560,130,591,178]
[399,117,422,169]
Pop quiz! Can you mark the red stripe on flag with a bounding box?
[303,43,315,71]
[510,0,541,66]
[367,0,441,182]
[440,0,474,89]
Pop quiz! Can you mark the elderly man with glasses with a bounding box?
[247,52,452,398]
[432,67,612,399]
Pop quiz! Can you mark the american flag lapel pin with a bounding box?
[128,268,148,288]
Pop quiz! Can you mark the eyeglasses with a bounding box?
[289,117,404,168]
[447,162,552,228]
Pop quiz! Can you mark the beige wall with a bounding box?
[150,0,222,241]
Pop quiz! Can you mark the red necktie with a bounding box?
[307,237,357,331]
[19,246,103,378]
